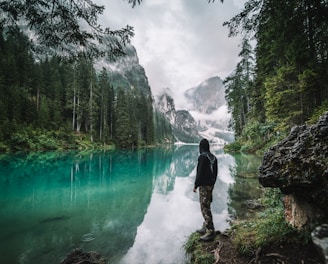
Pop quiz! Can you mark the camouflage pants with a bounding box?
[199,186,214,234]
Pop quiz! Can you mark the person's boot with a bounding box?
[200,231,215,242]
[196,226,206,235]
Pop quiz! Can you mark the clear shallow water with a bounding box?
[0,145,262,264]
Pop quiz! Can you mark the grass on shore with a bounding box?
[184,189,312,263]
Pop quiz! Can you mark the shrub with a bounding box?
[232,189,311,255]
[224,121,283,154]
[307,100,328,125]
[184,233,215,264]
[37,134,59,150]
[224,141,242,152]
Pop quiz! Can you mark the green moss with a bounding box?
[306,101,328,125]
[183,233,215,264]
[224,121,285,154]
[185,189,313,262]
[231,189,312,255]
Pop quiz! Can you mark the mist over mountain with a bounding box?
[184,76,226,114]
[156,77,234,144]
[184,76,234,143]
[95,44,152,98]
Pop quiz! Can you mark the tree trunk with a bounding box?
[89,65,93,142]
[72,68,76,131]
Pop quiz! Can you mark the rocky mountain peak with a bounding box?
[94,44,152,98]
[157,92,175,111]
[155,90,200,143]
[155,76,234,144]
[184,76,226,114]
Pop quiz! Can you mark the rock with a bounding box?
[283,194,321,229]
[244,199,264,210]
[312,224,328,264]
[61,248,106,264]
[259,112,328,228]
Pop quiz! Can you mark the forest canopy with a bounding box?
[223,0,328,152]
[0,29,173,151]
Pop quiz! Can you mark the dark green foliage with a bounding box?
[232,188,312,255]
[0,29,171,151]
[115,89,135,149]
[264,65,318,131]
[98,68,113,143]
[224,0,328,150]
[184,233,215,264]
[134,90,154,146]
[224,121,280,154]
[224,38,254,136]
[153,111,173,144]
[8,127,75,151]
[307,100,328,125]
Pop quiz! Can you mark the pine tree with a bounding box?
[126,91,138,148]
[66,62,78,131]
[38,96,50,128]
[108,84,115,141]
[115,88,132,148]
[75,58,93,133]
[135,91,154,145]
[98,68,110,142]
[224,38,254,136]
[88,61,99,141]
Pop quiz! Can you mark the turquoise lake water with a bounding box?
[0,145,262,264]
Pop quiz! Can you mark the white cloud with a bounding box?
[190,105,230,123]
[96,0,245,107]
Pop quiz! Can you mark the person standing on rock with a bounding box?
[193,138,218,241]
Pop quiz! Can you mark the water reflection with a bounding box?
[0,146,262,264]
[228,152,263,219]
[120,145,257,264]
[0,150,159,263]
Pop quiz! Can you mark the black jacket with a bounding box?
[194,151,218,189]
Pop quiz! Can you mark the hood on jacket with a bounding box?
[199,138,210,154]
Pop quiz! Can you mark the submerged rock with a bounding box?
[61,248,106,264]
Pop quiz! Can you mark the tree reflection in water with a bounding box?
[0,146,262,264]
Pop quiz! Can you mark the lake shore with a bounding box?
[185,229,324,264]
[61,228,323,264]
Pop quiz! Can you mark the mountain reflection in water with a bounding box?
[0,145,262,264]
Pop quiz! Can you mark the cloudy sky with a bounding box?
[97,0,245,107]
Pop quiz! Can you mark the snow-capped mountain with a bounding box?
[184,76,226,114]
[156,76,234,144]
[184,76,234,144]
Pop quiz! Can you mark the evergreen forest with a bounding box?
[0,29,172,151]
[224,0,328,153]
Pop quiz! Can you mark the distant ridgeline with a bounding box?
[0,29,173,150]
